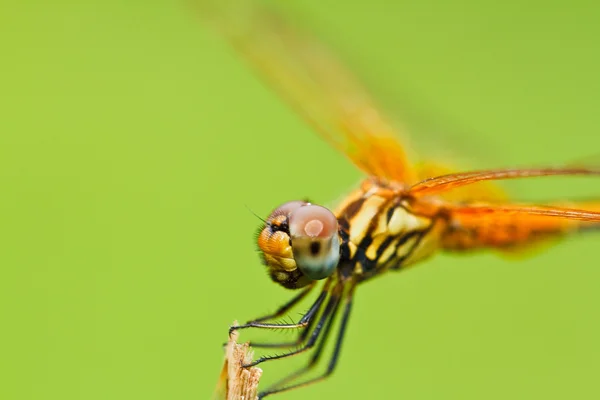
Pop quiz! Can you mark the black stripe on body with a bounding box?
[338,228,351,261]
[391,218,438,270]
[390,230,427,269]
[337,197,365,261]
[375,236,395,260]
[352,198,392,274]
[354,235,374,272]
[342,198,366,221]
[353,200,436,276]
[339,196,438,279]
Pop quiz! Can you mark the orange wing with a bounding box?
[408,166,600,197]
[196,0,416,183]
[414,161,509,203]
[439,201,600,251]
[406,165,600,250]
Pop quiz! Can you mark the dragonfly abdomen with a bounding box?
[441,207,597,252]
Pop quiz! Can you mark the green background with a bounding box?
[2,0,600,399]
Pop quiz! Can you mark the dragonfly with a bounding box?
[198,1,600,398]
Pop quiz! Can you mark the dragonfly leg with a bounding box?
[243,281,343,368]
[247,284,315,324]
[248,298,320,349]
[257,283,355,399]
[264,286,339,383]
[228,281,328,338]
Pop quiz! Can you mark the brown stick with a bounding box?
[213,322,262,400]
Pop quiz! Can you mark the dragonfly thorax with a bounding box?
[334,179,440,279]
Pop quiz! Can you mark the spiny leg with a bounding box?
[228,281,328,338]
[247,280,334,348]
[243,281,343,368]
[248,297,321,349]
[248,284,315,324]
[257,283,356,399]
[267,284,340,386]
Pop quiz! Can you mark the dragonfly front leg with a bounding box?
[248,301,321,349]
[243,284,315,324]
[228,284,314,337]
[228,281,328,338]
[243,281,343,368]
[257,283,355,399]
[265,289,339,385]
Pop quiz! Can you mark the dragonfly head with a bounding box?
[257,201,341,289]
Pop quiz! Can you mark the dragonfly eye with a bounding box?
[289,204,340,280]
[268,200,307,221]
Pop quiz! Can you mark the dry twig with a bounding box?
[213,322,262,400]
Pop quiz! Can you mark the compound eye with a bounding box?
[288,205,340,280]
[268,200,307,222]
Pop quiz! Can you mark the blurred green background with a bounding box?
[2,0,600,399]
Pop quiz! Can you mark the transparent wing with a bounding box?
[447,203,600,222]
[408,166,600,197]
[196,0,417,183]
[414,161,509,203]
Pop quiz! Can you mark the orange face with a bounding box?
[257,201,341,289]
